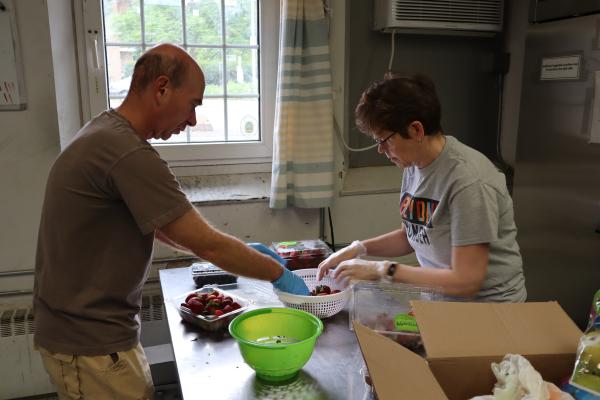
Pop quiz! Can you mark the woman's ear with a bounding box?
[408,120,425,142]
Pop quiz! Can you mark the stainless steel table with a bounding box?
[159,267,374,400]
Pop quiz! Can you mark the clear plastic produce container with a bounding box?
[271,240,332,270]
[176,287,249,332]
[350,281,439,355]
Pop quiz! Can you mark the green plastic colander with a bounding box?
[229,307,323,382]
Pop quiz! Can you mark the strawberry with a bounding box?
[231,302,241,310]
[187,298,205,315]
[221,299,232,307]
[214,309,224,317]
[185,293,198,303]
[311,284,334,296]
[223,305,233,314]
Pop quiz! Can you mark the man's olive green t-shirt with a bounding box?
[33,110,192,356]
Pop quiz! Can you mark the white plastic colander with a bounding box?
[274,268,351,319]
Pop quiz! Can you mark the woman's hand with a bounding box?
[332,259,387,284]
[317,240,367,280]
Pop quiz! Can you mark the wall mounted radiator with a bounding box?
[0,293,170,399]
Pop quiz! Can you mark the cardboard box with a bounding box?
[353,300,583,400]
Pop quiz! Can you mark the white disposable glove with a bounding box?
[317,240,368,280]
[331,259,390,286]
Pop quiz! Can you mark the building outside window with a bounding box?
[81,0,278,165]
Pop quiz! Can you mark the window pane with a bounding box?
[185,0,222,45]
[226,48,258,95]
[103,0,141,43]
[225,0,257,45]
[144,0,182,44]
[189,98,225,142]
[106,45,142,96]
[227,98,259,141]
[189,47,223,96]
[150,130,189,144]
[109,97,124,110]
[98,0,265,152]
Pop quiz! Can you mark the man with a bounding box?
[33,44,308,399]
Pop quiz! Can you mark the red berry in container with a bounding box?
[185,293,197,303]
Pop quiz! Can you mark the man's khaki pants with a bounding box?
[37,342,154,400]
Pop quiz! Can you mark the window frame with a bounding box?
[77,0,278,167]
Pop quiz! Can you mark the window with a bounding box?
[79,0,278,166]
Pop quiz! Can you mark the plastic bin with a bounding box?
[271,240,332,271]
[190,261,237,287]
[350,281,439,355]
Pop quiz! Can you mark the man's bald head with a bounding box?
[129,44,203,94]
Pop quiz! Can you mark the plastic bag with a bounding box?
[471,354,574,400]
[569,289,600,398]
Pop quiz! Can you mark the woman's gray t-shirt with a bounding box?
[401,135,526,302]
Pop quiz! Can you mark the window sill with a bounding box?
[340,166,403,196]
[177,165,404,206]
[179,172,271,206]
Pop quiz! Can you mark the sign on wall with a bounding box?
[540,54,581,81]
[0,0,26,111]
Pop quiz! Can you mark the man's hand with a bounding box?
[247,243,287,266]
[247,242,310,295]
[271,267,310,296]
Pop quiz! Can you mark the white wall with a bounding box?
[0,0,404,303]
[48,0,83,148]
[0,0,61,293]
[2,0,526,301]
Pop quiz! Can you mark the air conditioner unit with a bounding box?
[374,0,504,36]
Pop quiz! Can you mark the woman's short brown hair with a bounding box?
[355,74,442,138]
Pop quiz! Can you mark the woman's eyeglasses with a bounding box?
[373,131,398,146]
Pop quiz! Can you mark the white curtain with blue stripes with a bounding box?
[269,0,335,209]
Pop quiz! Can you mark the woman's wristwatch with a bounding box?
[381,262,397,283]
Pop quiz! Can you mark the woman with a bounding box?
[318,75,526,302]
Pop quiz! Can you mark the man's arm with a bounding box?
[159,208,283,282]
[155,229,192,253]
